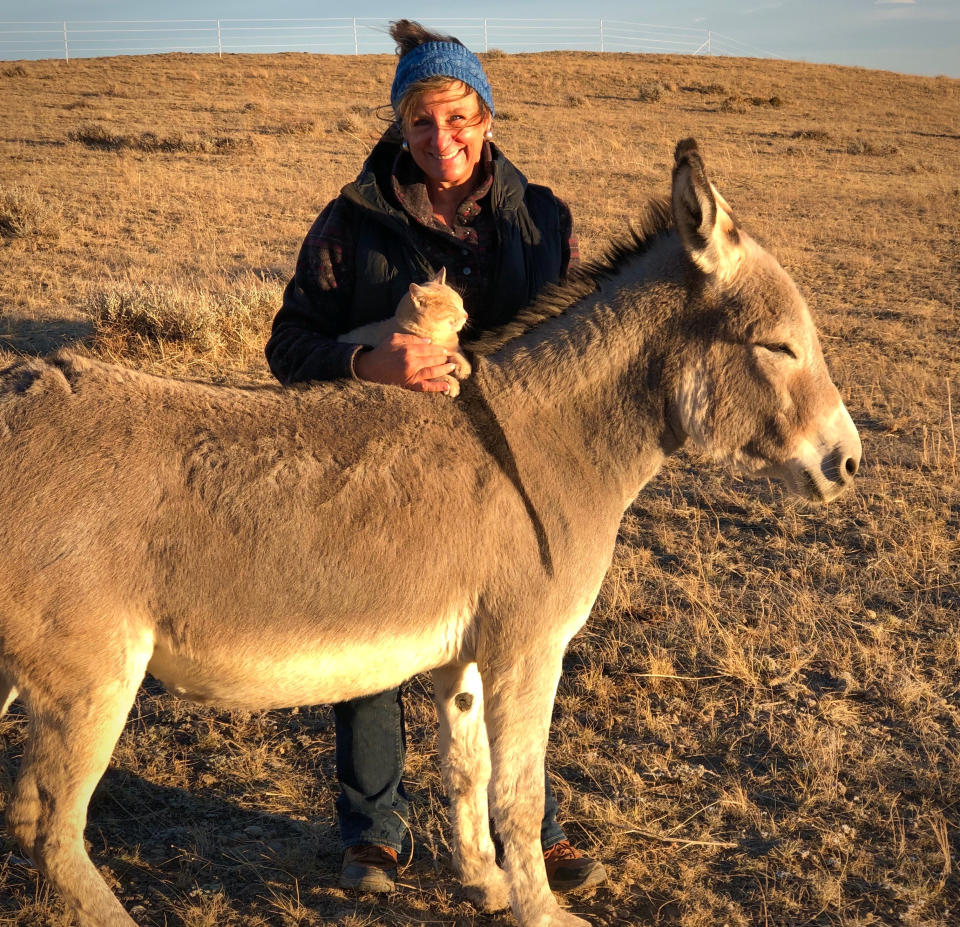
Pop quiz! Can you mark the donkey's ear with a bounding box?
[671,138,743,282]
[431,267,447,286]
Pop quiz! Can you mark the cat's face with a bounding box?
[399,281,468,335]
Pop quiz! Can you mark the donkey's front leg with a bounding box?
[432,662,509,912]
[483,653,589,927]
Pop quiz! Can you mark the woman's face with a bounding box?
[404,82,492,194]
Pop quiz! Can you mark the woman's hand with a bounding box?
[354,334,459,392]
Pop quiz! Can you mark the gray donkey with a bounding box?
[0,140,860,927]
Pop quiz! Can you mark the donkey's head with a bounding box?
[669,139,861,502]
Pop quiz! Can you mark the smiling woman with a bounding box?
[402,88,492,215]
[390,37,494,221]
[263,14,602,907]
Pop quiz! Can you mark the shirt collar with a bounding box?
[391,141,494,231]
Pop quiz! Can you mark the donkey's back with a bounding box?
[0,352,521,712]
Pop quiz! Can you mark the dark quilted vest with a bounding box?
[340,138,565,333]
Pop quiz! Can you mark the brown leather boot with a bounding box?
[542,840,607,893]
[339,844,398,892]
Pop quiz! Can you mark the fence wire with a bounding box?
[0,17,776,61]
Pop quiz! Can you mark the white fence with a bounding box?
[0,18,774,62]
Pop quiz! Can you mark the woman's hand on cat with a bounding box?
[354,334,458,392]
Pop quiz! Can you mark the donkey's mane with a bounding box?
[465,196,673,357]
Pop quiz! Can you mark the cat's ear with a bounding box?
[408,282,426,305]
[431,267,447,286]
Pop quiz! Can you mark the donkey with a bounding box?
[0,140,860,927]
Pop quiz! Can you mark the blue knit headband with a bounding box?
[390,41,495,117]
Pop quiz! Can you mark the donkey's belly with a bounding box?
[146,604,475,710]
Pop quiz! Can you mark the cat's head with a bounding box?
[397,268,468,334]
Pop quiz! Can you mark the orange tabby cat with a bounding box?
[339,267,472,396]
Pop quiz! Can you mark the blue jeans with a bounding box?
[334,686,568,853]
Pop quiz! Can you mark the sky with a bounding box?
[2,1,958,78]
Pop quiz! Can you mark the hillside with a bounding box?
[1,51,958,927]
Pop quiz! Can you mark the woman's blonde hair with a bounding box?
[388,20,492,132]
[393,77,490,133]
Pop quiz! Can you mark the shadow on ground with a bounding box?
[1,687,626,926]
[0,314,94,356]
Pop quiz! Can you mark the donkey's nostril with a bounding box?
[825,446,860,486]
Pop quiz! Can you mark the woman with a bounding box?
[265,19,605,897]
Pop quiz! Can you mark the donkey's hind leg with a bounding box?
[7,653,150,927]
[432,662,509,912]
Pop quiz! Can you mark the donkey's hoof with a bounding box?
[545,912,590,927]
[527,905,590,927]
[462,871,510,912]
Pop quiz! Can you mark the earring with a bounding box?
[483,130,493,140]
[401,138,409,152]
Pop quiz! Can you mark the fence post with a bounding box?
[707,30,712,54]
[483,18,488,53]
[217,20,222,58]
[63,21,69,62]
[600,20,604,53]
[353,18,359,55]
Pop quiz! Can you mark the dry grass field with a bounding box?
[1,48,959,927]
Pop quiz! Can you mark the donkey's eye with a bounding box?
[758,342,798,360]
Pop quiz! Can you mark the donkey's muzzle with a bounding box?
[823,442,861,487]
[806,427,862,502]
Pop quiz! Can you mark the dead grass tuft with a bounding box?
[846,137,899,156]
[86,284,216,346]
[638,79,667,102]
[2,63,27,78]
[69,124,254,154]
[720,95,748,113]
[82,276,281,374]
[792,128,832,141]
[68,122,123,149]
[0,185,60,242]
[683,81,727,95]
[334,113,362,134]
[721,94,785,113]
[267,120,318,136]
